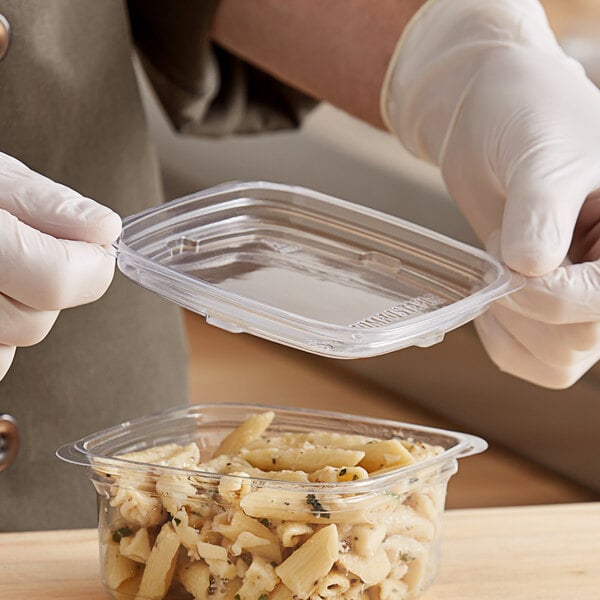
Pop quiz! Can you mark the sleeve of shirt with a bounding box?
[126,0,318,136]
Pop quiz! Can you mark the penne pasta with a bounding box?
[268,582,294,600]
[308,465,369,483]
[120,527,151,564]
[408,491,439,523]
[110,476,166,528]
[100,411,447,600]
[214,411,275,457]
[354,439,415,473]
[403,550,428,594]
[275,524,339,598]
[386,505,435,542]
[344,582,370,600]
[236,556,279,599]
[350,523,387,557]
[240,488,335,525]
[156,473,197,516]
[116,444,184,465]
[171,510,203,559]
[336,546,391,587]
[378,578,409,600]
[240,446,365,472]
[196,540,237,579]
[276,521,313,548]
[113,575,143,600]
[245,431,375,451]
[401,440,444,462]
[381,534,423,567]
[196,540,229,562]
[135,522,181,600]
[216,510,282,563]
[314,570,351,597]
[103,542,141,590]
[177,559,211,599]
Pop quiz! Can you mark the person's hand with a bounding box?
[0,153,121,380]
[381,0,600,388]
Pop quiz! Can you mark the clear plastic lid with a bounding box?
[116,181,522,358]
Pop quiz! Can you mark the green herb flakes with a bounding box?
[111,526,133,543]
[306,493,330,518]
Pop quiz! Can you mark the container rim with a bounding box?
[56,403,487,493]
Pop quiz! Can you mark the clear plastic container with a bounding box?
[115,181,522,358]
[57,403,487,600]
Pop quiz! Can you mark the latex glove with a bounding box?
[381,0,600,388]
[0,153,122,380]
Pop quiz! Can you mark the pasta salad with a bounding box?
[95,411,449,600]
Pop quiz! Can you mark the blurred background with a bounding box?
[134,2,600,509]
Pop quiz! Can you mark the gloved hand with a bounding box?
[381,0,600,388]
[0,152,121,380]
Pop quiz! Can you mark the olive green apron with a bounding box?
[0,0,315,531]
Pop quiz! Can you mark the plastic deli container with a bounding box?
[57,403,487,600]
[115,181,522,358]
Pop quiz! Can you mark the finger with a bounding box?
[0,344,16,381]
[489,303,600,367]
[0,152,122,244]
[502,176,592,276]
[498,260,600,324]
[0,293,60,347]
[499,69,600,277]
[0,209,116,311]
[474,311,599,389]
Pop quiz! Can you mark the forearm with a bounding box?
[210,0,428,129]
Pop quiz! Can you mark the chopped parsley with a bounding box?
[111,526,133,543]
[339,468,347,476]
[306,493,330,518]
[259,518,270,528]
[258,595,268,600]
[173,517,181,526]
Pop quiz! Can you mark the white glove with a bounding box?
[381,0,600,388]
[0,153,121,380]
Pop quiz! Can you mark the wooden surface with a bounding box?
[1,503,598,600]
[184,312,598,508]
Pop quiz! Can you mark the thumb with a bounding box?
[501,174,590,277]
[0,152,122,245]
